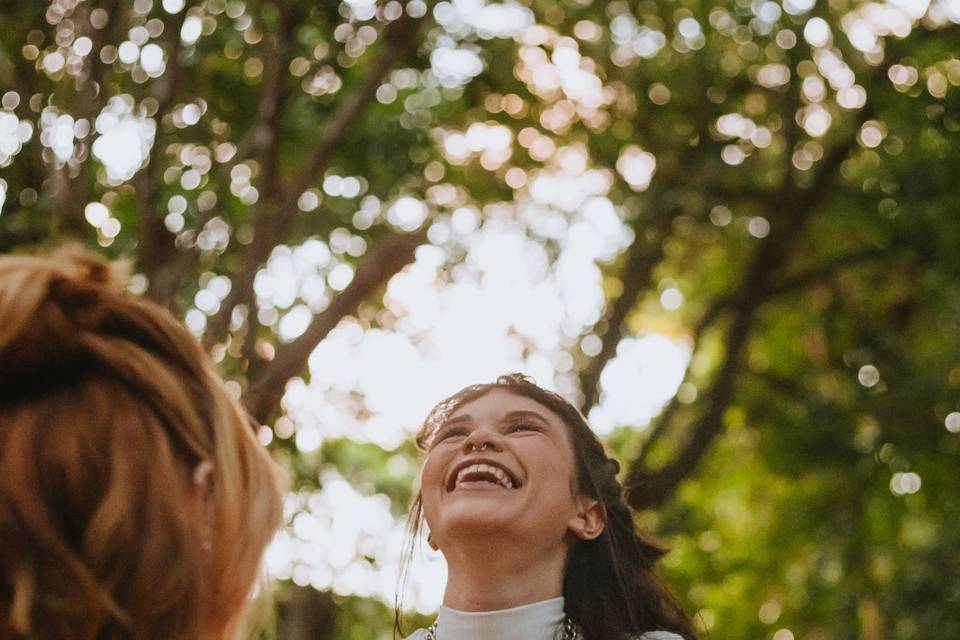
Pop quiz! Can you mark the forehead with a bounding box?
[447,388,568,431]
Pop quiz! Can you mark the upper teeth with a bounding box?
[455,463,514,489]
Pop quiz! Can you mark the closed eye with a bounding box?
[508,420,541,434]
[432,425,469,446]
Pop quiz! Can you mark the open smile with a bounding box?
[445,457,522,492]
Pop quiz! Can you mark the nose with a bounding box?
[461,427,501,454]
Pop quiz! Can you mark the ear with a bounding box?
[192,460,214,500]
[568,497,605,541]
[190,460,213,519]
[191,460,215,549]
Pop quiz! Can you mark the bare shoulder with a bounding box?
[639,632,686,640]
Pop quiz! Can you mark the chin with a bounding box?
[436,501,520,537]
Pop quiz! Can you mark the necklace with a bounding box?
[422,616,580,639]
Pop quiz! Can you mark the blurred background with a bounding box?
[2,0,960,638]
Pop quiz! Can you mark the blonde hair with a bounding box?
[0,249,284,639]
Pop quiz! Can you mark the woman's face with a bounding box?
[420,389,593,550]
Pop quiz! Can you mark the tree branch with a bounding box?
[139,4,195,305]
[750,368,813,406]
[250,4,303,203]
[765,245,890,297]
[83,0,123,97]
[626,290,755,509]
[631,243,885,469]
[145,3,301,307]
[244,230,424,423]
[202,6,434,349]
[634,395,682,466]
[579,211,674,411]
[625,113,870,510]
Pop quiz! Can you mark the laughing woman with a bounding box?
[400,374,695,640]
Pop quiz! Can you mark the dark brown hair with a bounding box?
[397,373,696,640]
[0,250,284,639]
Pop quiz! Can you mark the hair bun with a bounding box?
[53,245,129,289]
[0,249,128,392]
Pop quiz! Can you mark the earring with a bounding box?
[427,534,439,550]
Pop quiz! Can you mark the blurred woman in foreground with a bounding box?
[399,374,695,640]
[0,250,284,639]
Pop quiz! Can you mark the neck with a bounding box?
[440,536,567,612]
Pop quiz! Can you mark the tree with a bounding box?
[2,0,959,637]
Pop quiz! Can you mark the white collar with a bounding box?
[433,597,565,640]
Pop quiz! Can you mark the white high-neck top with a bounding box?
[406,597,565,640]
[404,597,684,640]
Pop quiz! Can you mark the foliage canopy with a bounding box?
[2,0,959,637]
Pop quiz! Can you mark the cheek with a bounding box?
[523,444,578,505]
[419,454,446,509]
[526,441,574,477]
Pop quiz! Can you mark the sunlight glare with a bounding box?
[589,334,692,434]
[265,472,448,611]
[0,112,33,167]
[91,96,156,184]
